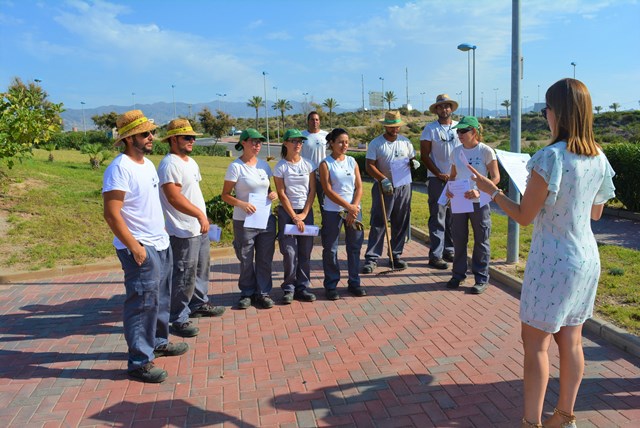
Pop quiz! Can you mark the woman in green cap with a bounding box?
[273,129,317,304]
[221,128,278,310]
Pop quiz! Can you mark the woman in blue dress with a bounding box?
[470,79,615,428]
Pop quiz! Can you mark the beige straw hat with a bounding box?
[114,110,157,145]
[161,118,202,141]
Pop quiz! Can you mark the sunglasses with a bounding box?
[456,127,474,135]
[541,107,548,120]
[287,140,304,145]
[245,139,263,146]
[138,130,156,139]
[181,136,196,141]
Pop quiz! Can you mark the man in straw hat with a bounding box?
[420,94,462,270]
[361,111,419,273]
[103,110,188,383]
[158,119,225,339]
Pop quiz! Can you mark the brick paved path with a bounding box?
[0,240,638,427]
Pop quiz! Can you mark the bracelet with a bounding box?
[490,189,502,201]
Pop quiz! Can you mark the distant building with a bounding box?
[532,102,545,113]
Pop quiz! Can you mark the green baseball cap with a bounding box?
[283,128,307,141]
[452,116,480,130]
[239,128,266,142]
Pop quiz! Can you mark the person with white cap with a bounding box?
[361,111,418,273]
[103,110,188,383]
[158,119,225,339]
[420,94,461,270]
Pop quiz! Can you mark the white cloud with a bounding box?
[266,31,291,40]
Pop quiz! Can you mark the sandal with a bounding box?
[521,418,542,428]
[542,408,577,428]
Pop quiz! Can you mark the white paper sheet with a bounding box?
[495,149,531,196]
[437,182,449,206]
[448,179,474,213]
[243,193,271,229]
[283,224,320,236]
[478,191,492,207]
[207,224,222,242]
[390,158,412,188]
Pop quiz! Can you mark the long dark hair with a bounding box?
[325,128,348,149]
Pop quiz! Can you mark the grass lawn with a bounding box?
[0,149,638,334]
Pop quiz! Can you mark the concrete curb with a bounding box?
[0,247,237,284]
[410,225,640,360]
[603,206,640,222]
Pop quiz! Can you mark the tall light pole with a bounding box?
[379,77,384,109]
[132,92,136,109]
[524,95,529,113]
[537,84,540,104]
[571,62,576,79]
[481,92,484,118]
[171,84,176,118]
[262,71,270,157]
[420,92,426,112]
[215,93,226,113]
[494,88,499,116]
[80,101,86,136]
[273,86,280,142]
[457,43,477,116]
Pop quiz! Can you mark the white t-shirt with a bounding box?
[102,153,170,251]
[224,158,272,221]
[322,155,358,212]
[366,133,415,182]
[301,129,328,171]
[451,142,497,202]
[420,120,461,178]
[158,154,207,238]
[273,157,315,209]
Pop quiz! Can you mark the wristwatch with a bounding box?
[490,189,502,201]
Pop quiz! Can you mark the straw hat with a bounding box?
[114,110,157,145]
[161,118,202,141]
[429,94,459,114]
[379,110,405,127]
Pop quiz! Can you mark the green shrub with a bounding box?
[603,143,640,211]
[205,195,233,226]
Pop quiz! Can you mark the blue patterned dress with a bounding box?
[520,142,616,333]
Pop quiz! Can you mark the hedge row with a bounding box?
[350,141,640,212]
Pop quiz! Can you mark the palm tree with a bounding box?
[501,99,511,117]
[383,91,397,110]
[594,106,603,114]
[609,102,620,113]
[322,98,339,128]
[246,96,264,128]
[272,99,292,130]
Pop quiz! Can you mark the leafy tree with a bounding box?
[322,98,339,128]
[501,99,511,117]
[383,91,397,110]
[198,107,235,140]
[272,99,292,130]
[246,96,264,128]
[594,106,603,115]
[609,102,620,113]
[0,77,64,168]
[91,111,118,131]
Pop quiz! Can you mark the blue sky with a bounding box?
[1,0,639,114]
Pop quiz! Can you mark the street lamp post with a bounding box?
[262,71,270,158]
[420,92,426,113]
[379,77,384,109]
[273,86,280,142]
[481,92,484,118]
[457,43,477,116]
[171,84,176,118]
[80,101,86,137]
[132,92,136,109]
[215,93,226,113]
[494,88,499,116]
[571,62,576,79]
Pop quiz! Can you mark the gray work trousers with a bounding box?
[232,216,276,297]
[169,233,210,324]
[364,181,411,263]
[451,202,491,284]
[427,177,454,260]
[321,210,364,290]
[277,205,314,292]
